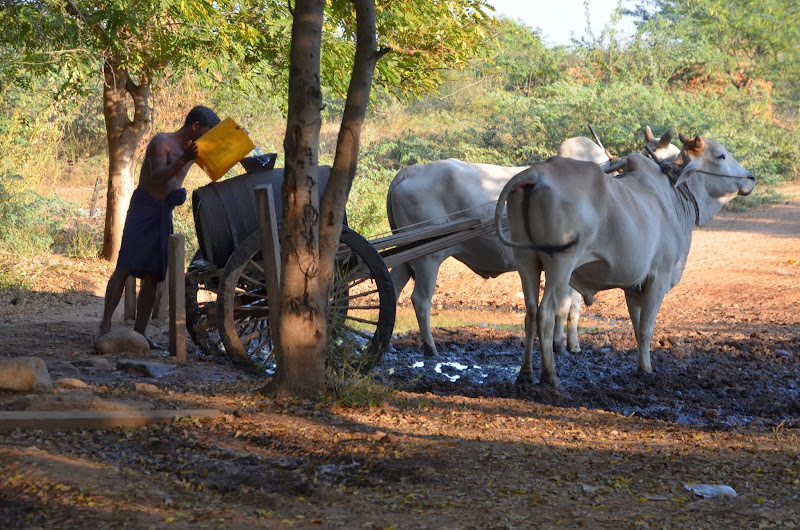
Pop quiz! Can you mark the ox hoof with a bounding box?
[539,373,562,390]
[515,372,535,386]
[568,344,581,354]
[554,343,568,356]
[422,344,439,358]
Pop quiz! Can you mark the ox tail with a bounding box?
[494,170,579,253]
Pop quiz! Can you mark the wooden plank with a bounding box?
[255,184,282,322]
[368,217,481,253]
[0,409,221,433]
[379,216,508,271]
[168,234,186,363]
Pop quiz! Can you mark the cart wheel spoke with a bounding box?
[216,233,276,371]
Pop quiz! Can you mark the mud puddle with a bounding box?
[379,311,800,429]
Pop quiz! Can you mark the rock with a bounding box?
[94,328,149,356]
[54,378,89,389]
[134,382,160,393]
[116,360,175,379]
[73,358,114,371]
[0,357,52,392]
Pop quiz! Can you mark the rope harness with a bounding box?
[642,144,751,226]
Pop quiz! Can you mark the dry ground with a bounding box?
[0,185,799,528]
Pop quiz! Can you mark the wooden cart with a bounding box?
[185,164,502,372]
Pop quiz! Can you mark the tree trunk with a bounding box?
[100,56,152,262]
[269,0,328,399]
[319,0,381,279]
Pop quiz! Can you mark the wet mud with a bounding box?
[378,322,800,429]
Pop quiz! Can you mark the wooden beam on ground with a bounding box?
[0,409,221,433]
[168,234,186,363]
[124,276,137,322]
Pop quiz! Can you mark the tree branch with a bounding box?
[63,0,112,44]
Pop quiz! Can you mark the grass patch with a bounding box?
[326,369,397,408]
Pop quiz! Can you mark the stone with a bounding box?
[134,382,160,393]
[94,328,149,356]
[73,357,114,370]
[116,360,175,379]
[54,378,89,389]
[0,357,52,392]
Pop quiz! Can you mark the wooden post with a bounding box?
[255,184,282,317]
[151,278,168,325]
[124,277,137,322]
[89,175,103,218]
[168,234,186,363]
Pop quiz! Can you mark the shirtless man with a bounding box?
[97,105,220,349]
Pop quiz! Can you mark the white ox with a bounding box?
[387,128,678,358]
[558,127,680,171]
[494,135,755,388]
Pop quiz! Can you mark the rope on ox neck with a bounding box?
[676,180,701,226]
[691,168,751,179]
[646,145,700,225]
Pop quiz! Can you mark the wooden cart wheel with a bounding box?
[185,252,225,359]
[327,226,396,373]
[216,226,396,373]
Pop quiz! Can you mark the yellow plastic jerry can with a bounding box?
[194,117,255,181]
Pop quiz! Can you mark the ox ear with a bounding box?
[644,125,655,141]
[679,133,702,151]
[673,156,702,188]
[658,130,674,148]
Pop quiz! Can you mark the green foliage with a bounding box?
[51,217,103,259]
[632,0,800,101]
[1,0,797,265]
[475,18,561,91]
[0,174,73,256]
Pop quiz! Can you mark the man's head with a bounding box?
[185,106,221,129]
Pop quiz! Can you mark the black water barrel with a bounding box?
[192,166,331,269]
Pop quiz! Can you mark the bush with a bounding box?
[0,173,73,256]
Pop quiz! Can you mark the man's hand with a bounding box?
[181,140,199,162]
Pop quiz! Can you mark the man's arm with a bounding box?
[144,134,198,185]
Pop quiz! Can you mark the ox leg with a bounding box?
[515,258,542,386]
[552,295,574,355]
[408,257,444,358]
[628,285,668,374]
[624,291,643,345]
[390,263,413,299]
[537,269,574,389]
[566,290,582,353]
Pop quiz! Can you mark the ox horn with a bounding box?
[644,125,655,141]
[659,130,674,148]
